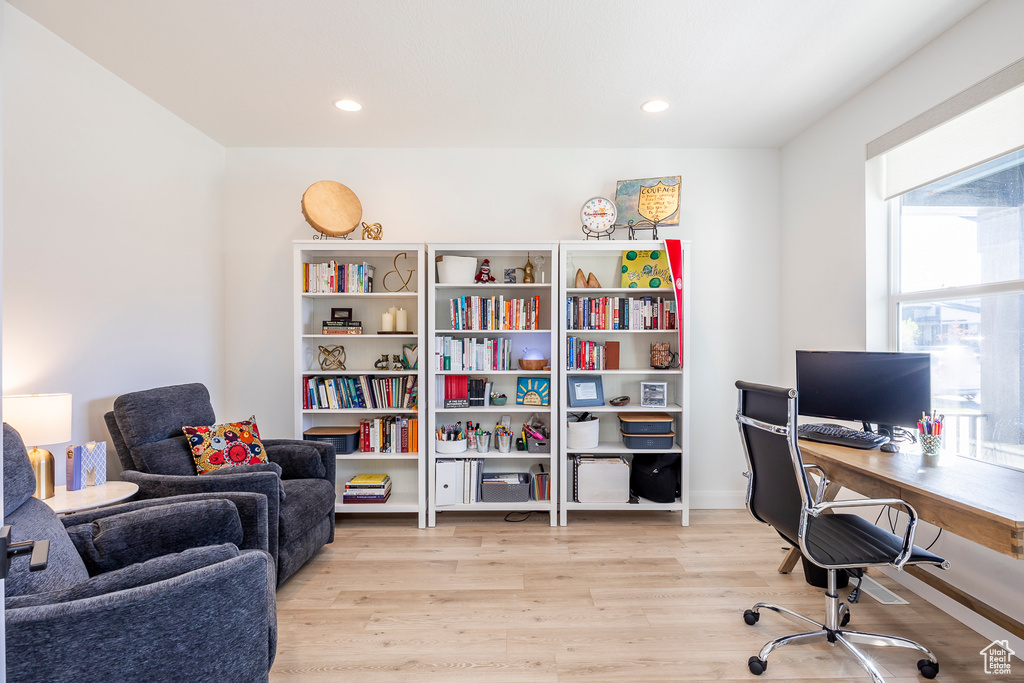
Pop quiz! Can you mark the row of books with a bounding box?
[302,375,418,410]
[322,320,363,335]
[435,374,490,408]
[448,295,543,331]
[566,295,676,331]
[342,473,391,504]
[302,261,376,293]
[358,416,418,453]
[566,338,619,371]
[434,335,514,371]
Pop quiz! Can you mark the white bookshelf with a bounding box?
[558,240,691,526]
[427,243,559,527]
[293,241,427,527]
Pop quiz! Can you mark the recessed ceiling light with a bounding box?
[333,99,362,112]
[641,99,669,113]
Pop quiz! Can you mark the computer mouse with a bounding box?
[880,443,898,453]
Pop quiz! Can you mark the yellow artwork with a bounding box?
[620,249,672,288]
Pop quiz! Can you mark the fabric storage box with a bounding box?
[620,430,676,450]
[618,412,673,435]
[303,426,360,454]
[479,472,531,502]
[575,456,629,503]
[566,415,600,449]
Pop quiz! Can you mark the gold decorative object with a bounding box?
[383,252,415,292]
[317,345,346,371]
[361,221,383,240]
[522,253,536,283]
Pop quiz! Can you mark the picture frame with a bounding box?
[567,375,604,407]
[516,377,550,406]
[640,381,667,408]
[331,307,353,321]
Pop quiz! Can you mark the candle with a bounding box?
[387,306,398,317]
[382,312,394,332]
[396,308,408,332]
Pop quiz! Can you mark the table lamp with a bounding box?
[2,393,72,500]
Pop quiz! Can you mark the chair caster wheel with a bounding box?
[743,609,760,625]
[840,610,851,627]
[917,659,939,679]
[748,656,767,675]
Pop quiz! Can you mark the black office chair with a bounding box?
[735,381,949,682]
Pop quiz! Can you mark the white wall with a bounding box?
[222,147,781,508]
[2,6,226,481]
[781,0,1024,653]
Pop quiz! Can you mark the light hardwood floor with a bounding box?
[271,510,1005,682]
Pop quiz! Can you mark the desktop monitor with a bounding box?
[796,350,931,437]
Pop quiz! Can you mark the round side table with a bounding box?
[42,481,139,515]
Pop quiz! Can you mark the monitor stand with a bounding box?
[864,422,896,438]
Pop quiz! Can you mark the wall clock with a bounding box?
[516,377,550,406]
[580,196,617,239]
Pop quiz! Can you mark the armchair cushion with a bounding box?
[184,415,268,474]
[132,435,197,476]
[65,499,243,575]
[265,442,327,479]
[7,544,242,609]
[279,479,336,540]
[206,462,286,501]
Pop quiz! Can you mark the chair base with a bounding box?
[744,570,939,682]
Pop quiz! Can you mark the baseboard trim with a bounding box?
[690,490,746,509]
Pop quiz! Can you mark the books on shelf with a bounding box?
[434,336,513,371]
[565,295,676,331]
[302,261,376,294]
[358,416,418,453]
[447,294,542,331]
[322,320,363,335]
[438,374,470,408]
[343,473,392,504]
[302,375,417,410]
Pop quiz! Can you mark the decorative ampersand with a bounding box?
[361,221,383,240]
[318,345,346,371]
[383,251,416,292]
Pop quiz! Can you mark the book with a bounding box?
[347,473,390,485]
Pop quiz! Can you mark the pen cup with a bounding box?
[496,432,512,453]
[477,432,491,453]
[435,438,468,454]
[920,434,941,456]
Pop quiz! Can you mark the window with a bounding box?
[893,149,1024,470]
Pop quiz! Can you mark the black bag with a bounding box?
[629,453,681,503]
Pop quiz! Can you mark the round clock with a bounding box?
[580,196,617,236]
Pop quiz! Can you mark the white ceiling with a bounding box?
[10,0,987,148]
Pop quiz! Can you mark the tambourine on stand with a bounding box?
[301,180,362,239]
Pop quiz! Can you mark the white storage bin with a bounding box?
[566,416,600,450]
[436,255,478,284]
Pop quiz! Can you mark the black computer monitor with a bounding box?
[796,350,931,437]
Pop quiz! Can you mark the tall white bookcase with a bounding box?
[293,241,427,528]
[558,240,691,526]
[426,243,559,527]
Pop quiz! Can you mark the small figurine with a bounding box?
[392,354,403,370]
[475,259,496,283]
[374,354,390,370]
[522,253,536,283]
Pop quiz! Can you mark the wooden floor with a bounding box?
[271,510,1002,682]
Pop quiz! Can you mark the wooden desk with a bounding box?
[787,441,1024,638]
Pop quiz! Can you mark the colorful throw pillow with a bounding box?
[183,416,268,475]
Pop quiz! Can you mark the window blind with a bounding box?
[868,57,1024,200]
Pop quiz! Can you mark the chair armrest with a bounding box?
[121,469,280,562]
[64,500,243,575]
[7,544,242,608]
[264,438,335,482]
[61,491,269,554]
[6,551,276,681]
[810,497,919,569]
[802,463,830,505]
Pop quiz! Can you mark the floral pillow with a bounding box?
[183,416,268,475]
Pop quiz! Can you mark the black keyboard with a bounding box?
[797,423,889,449]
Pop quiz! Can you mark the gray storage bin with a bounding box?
[620,430,676,450]
[479,473,531,502]
[303,426,360,454]
[618,412,673,434]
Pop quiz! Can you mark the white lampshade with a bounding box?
[2,393,73,446]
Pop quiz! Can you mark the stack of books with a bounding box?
[343,473,392,504]
[322,320,363,334]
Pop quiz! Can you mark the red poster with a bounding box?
[666,239,684,363]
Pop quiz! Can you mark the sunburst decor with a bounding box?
[516,377,550,406]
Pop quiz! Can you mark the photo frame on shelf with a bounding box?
[567,376,604,407]
[331,307,353,321]
[640,381,668,408]
[516,377,550,406]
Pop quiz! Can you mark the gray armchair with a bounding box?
[3,423,277,683]
[104,382,336,585]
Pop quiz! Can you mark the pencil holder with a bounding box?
[435,438,467,454]
[920,434,941,456]
[496,433,512,453]
[477,432,491,453]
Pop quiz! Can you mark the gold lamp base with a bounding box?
[28,446,55,500]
